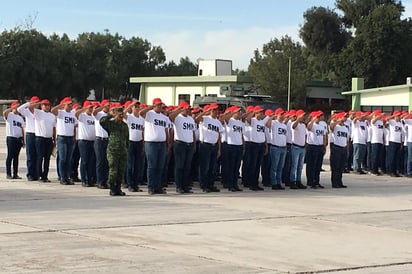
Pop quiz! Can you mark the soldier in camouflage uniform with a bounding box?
[100,105,129,196]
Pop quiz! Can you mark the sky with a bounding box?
[1,0,412,70]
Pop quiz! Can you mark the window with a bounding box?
[178,94,190,104]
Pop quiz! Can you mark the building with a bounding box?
[342,77,412,112]
[129,59,253,106]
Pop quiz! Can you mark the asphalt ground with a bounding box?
[1,125,412,273]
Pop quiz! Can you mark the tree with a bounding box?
[248,36,308,109]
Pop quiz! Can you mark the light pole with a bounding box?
[287,56,291,111]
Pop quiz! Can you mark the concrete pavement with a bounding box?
[1,127,412,273]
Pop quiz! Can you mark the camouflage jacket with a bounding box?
[100,115,129,154]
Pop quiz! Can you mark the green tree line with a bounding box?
[0,28,197,102]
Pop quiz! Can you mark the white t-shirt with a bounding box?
[5,112,25,138]
[173,114,195,143]
[94,111,109,138]
[384,127,390,146]
[200,116,224,144]
[271,120,287,147]
[34,109,56,138]
[292,122,306,147]
[250,117,266,143]
[77,113,96,141]
[352,120,368,144]
[286,120,293,144]
[333,124,349,147]
[17,102,35,133]
[404,119,412,143]
[344,118,352,140]
[144,110,168,142]
[306,122,325,145]
[220,121,227,143]
[243,121,252,142]
[56,109,77,137]
[371,119,384,144]
[388,119,403,143]
[226,118,244,145]
[126,113,144,142]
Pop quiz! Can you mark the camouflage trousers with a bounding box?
[107,150,127,188]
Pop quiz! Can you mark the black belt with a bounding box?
[129,140,143,143]
[201,141,217,146]
[271,144,286,148]
[292,143,305,148]
[96,137,108,140]
[175,140,193,145]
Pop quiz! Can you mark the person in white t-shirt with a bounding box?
[30,99,56,182]
[140,98,170,194]
[352,111,368,174]
[169,101,196,194]
[241,105,255,188]
[190,107,202,184]
[329,112,349,188]
[195,103,224,192]
[51,97,77,185]
[93,99,110,189]
[265,107,287,190]
[386,110,403,176]
[290,109,307,189]
[75,100,97,187]
[305,110,327,189]
[369,110,385,175]
[261,109,273,187]
[222,106,244,192]
[403,111,412,176]
[4,101,25,179]
[17,96,40,181]
[123,101,145,192]
[282,109,297,186]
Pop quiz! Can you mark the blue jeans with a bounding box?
[330,144,347,186]
[270,145,286,186]
[127,140,145,188]
[35,137,53,180]
[241,142,252,185]
[57,135,75,181]
[173,141,194,191]
[248,142,265,187]
[145,141,167,192]
[78,140,96,185]
[6,137,23,176]
[290,145,305,183]
[94,139,109,186]
[225,144,243,190]
[353,143,366,172]
[386,141,401,174]
[407,142,412,176]
[305,144,324,186]
[370,143,383,174]
[282,144,292,184]
[199,142,218,190]
[25,132,37,179]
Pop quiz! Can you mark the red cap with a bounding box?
[178,101,190,109]
[60,96,72,105]
[264,109,273,116]
[393,110,401,116]
[123,100,133,108]
[287,109,296,117]
[92,102,99,107]
[253,105,264,112]
[246,106,254,112]
[11,101,19,108]
[225,106,234,113]
[191,107,201,114]
[100,99,110,107]
[296,109,305,117]
[274,108,285,115]
[110,102,122,110]
[231,106,241,112]
[72,103,80,110]
[152,98,163,105]
[83,100,92,108]
[310,110,323,118]
[41,99,50,105]
[203,105,210,111]
[356,111,363,117]
[30,96,40,103]
[140,103,148,109]
[372,110,382,115]
[209,103,219,110]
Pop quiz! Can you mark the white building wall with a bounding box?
[146,86,174,106]
[361,90,409,106]
[175,86,204,105]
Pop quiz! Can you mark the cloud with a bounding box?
[147,26,300,70]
